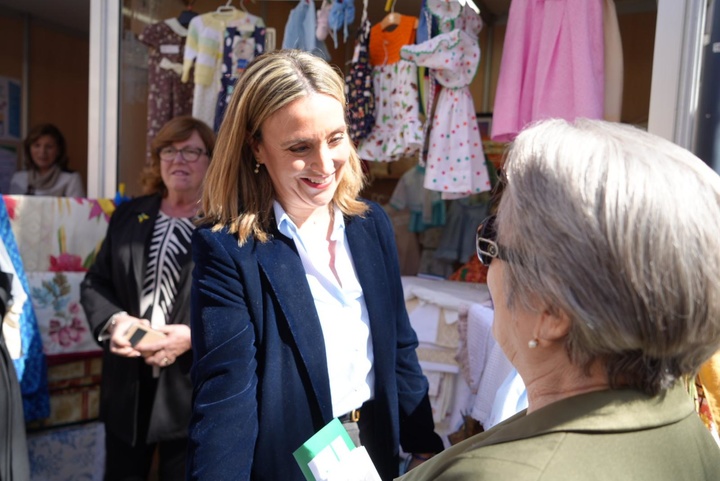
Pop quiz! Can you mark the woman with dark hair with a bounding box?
[9,123,84,197]
[81,116,214,481]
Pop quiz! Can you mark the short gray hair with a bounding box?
[497,118,720,396]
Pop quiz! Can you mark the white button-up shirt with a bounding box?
[274,202,375,417]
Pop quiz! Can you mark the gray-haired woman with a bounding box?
[399,118,720,481]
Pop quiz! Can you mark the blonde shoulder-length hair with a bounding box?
[201,49,367,244]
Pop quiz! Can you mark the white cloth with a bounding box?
[466,303,514,427]
[485,368,527,429]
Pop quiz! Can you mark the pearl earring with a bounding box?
[528,339,538,349]
[254,163,260,174]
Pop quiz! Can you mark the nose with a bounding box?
[169,151,188,163]
[312,145,335,174]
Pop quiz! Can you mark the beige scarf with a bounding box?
[26,165,61,194]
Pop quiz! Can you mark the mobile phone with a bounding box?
[122,322,166,349]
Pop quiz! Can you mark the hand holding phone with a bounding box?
[122,322,166,349]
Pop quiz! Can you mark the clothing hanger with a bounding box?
[380,0,401,31]
[216,0,237,14]
[238,0,248,12]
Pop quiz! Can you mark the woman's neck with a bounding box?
[161,192,201,218]
[523,360,610,414]
[286,205,334,231]
[35,164,56,176]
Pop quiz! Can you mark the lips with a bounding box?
[301,173,334,188]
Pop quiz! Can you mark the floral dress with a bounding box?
[357,15,423,162]
[139,19,194,163]
[345,19,375,144]
[401,6,491,198]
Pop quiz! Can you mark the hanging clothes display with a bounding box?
[357,14,423,162]
[401,4,491,198]
[215,25,266,131]
[138,18,194,162]
[388,165,445,233]
[282,0,330,60]
[345,19,375,145]
[183,9,265,128]
[327,0,355,48]
[316,0,332,41]
[490,0,605,142]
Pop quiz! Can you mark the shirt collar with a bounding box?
[273,201,345,242]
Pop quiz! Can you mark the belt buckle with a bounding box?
[350,408,360,423]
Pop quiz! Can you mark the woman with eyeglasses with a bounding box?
[80,116,215,481]
[399,118,720,481]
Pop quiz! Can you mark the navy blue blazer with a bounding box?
[187,201,443,480]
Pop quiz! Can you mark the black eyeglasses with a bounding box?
[159,146,207,163]
[476,215,508,266]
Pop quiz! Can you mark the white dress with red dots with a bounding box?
[401,14,490,199]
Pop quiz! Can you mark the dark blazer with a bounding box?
[80,194,193,445]
[187,200,443,481]
[397,385,720,481]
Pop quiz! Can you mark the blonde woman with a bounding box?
[187,50,443,481]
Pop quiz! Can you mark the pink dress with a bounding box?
[491,0,605,142]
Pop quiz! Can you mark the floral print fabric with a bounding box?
[356,61,423,162]
[28,272,101,361]
[5,196,114,273]
[139,19,194,163]
[358,15,422,162]
[345,19,375,144]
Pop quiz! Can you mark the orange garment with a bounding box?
[698,350,720,436]
[368,15,417,66]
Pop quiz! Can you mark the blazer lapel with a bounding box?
[256,231,333,420]
[346,214,394,359]
[129,196,161,311]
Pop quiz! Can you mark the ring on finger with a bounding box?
[161,357,169,365]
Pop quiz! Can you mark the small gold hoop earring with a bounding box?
[254,163,260,174]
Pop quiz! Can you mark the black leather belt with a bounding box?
[338,408,361,423]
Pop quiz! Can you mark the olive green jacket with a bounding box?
[398,385,720,480]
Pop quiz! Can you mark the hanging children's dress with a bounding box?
[345,19,375,145]
[357,14,423,162]
[215,25,266,131]
[282,0,330,60]
[182,10,265,128]
[490,0,605,142]
[401,5,491,198]
[139,18,194,162]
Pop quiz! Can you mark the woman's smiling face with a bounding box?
[30,135,60,173]
[251,93,350,219]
